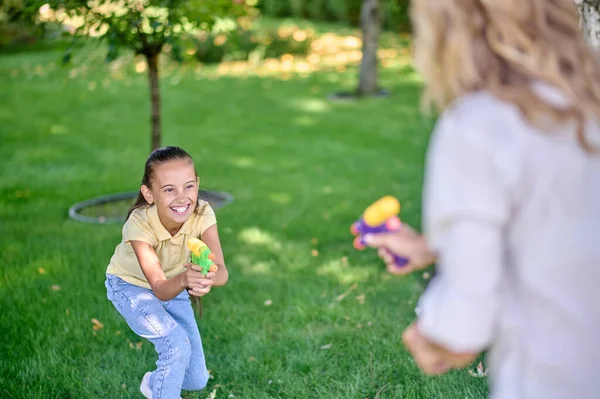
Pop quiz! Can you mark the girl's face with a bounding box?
[141,158,199,232]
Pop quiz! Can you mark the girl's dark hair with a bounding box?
[127,146,206,316]
[127,146,195,219]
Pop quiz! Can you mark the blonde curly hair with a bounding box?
[411,0,600,152]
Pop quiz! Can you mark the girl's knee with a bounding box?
[184,366,209,391]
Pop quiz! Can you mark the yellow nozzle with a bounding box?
[187,237,205,256]
[363,195,400,226]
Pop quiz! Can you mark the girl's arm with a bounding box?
[201,224,229,287]
[130,240,204,301]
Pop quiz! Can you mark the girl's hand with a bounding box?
[402,322,478,375]
[363,224,436,275]
[180,262,204,288]
[182,264,215,297]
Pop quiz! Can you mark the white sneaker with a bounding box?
[140,372,152,399]
[139,371,183,399]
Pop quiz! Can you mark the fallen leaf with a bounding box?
[51,284,61,291]
[320,343,332,350]
[356,294,365,305]
[91,318,104,330]
[121,384,127,389]
[208,369,215,379]
[15,189,31,198]
[136,342,142,350]
[311,249,319,256]
[341,256,348,265]
[207,388,218,399]
[468,361,488,378]
[311,238,318,245]
[344,315,350,321]
[65,309,70,316]
[357,323,363,329]
[477,361,486,374]
[423,272,431,279]
[115,330,122,336]
[248,356,256,362]
[368,321,372,327]
[38,268,46,274]
[264,299,273,306]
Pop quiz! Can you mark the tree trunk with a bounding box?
[146,52,161,152]
[357,0,381,96]
[577,0,600,48]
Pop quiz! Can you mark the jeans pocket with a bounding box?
[105,274,130,309]
[106,274,129,290]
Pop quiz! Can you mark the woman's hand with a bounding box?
[363,224,437,275]
[402,322,479,375]
[181,263,215,297]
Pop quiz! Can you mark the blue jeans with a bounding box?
[105,274,209,398]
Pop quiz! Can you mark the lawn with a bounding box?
[0,25,488,398]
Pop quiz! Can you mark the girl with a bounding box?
[364,0,600,398]
[105,146,229,398]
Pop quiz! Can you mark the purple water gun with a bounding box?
[350,195,409,268]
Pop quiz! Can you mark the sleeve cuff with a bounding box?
[417,277,497,353]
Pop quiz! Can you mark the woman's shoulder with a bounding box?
[445,91,519,126]
[436,90,527,149]
[445,83,568,130]
[429,91,526,185]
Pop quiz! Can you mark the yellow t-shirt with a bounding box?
[106,200,217,289]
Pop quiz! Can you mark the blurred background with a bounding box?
[0,1,492,398]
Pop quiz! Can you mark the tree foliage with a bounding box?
[41,0,255,151]
[49,0,252,60]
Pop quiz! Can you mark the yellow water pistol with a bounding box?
[187,238,218,275]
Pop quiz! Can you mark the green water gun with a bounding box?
[187,238,218,275]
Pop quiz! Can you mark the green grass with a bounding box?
[0,36,488,398]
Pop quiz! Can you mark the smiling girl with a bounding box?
[105,146,228,398]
